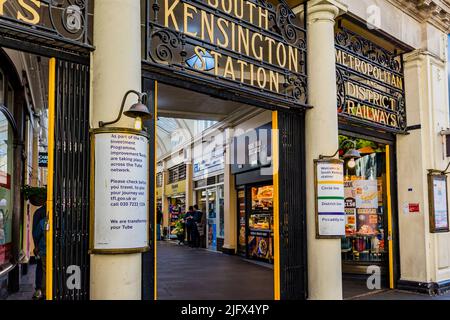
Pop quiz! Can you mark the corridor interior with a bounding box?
[155,83,275,300]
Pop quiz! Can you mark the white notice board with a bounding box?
[91,129,150,252]
[315,159,345,238]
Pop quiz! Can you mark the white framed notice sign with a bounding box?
[314,159,346,239]
[90,128,150,253]
[428,171,450,233]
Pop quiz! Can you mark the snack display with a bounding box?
[245,184,274,263]
[341,147,387,268]
[251,186,274,211]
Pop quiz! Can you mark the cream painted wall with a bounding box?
[341,0,447,58]
[340,0,422,48]
[399,45,450,284]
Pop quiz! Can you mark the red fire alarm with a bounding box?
[409,203,420,213]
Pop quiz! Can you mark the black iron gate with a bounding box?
[51,60,91,300]
[278,110,307,300]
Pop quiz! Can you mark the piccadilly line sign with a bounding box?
[143,0,308,109]
[335,27,407,133]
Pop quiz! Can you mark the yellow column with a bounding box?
[90,0,142,300]
[185,162,194,208]
[305,0,347,300]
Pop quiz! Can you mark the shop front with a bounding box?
[0,56,20,297]
[232,122,274,264]
[193,144,225,251]
[195,177,224,250]
[334,18,409,288]
[164,169,187,239]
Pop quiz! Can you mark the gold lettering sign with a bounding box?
[335,28,406,132]
[0,0,41,25]
[0,0,92,51]
[145,0,308,109]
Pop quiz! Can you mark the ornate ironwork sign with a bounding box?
[335,27,407,133]
[0,0,93,54]
[143,0,307,109]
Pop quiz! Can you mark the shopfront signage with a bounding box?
[38,152,48,168]
[90,129,150,253]
[335,27,407,133]
[0,0,93,52]
[428,172,450,233]
[315,159,346,238]
[193,145,224,180]
[231,122,272,175]
[165,179,186,196]
[143,0,307,109]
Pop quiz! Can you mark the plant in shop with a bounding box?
[171,217,185,236]
[22,185,47,207]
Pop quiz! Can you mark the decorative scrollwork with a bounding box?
[48,0,89,42]
[394,93,407,130]
[284,74,307,103]
[335,28,402,74]
[273,2,304,47]
[148,28,182,64]
[336,69,346,113]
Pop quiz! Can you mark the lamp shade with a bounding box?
[123,102,152,120]
[343,148,361,160]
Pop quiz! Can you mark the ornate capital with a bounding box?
[307,0,348,23]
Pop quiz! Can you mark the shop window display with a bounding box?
[248,185,274,263]
[0,72,14,268]
[340,135,388,274]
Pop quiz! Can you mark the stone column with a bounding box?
[185,148,194,208]
[162,167,170,232]
[223,128,237,253]
[305,0,347,300]
[397,49,450,289]
[90,0,142,300]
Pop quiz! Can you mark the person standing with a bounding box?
[31,199,46,300]
[184,206,195,247]
[192,204,203,248]
[32,209,47,300]
[156,206,163,241]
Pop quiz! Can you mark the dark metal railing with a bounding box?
[53,60,90,300]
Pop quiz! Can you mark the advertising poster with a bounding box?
[316,160,345,237]
[356,208,378,236]
[248,235,272,261]
[344,181,356,236]
[354,180,378,209]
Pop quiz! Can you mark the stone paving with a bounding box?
[6,264,37,300]
[4,241,450,300]
[157,241,274,300]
